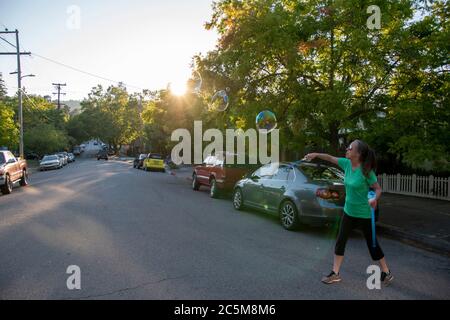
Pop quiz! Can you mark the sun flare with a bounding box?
[170,80,187,96]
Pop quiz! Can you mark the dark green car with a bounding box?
[232,161,345,230]
[97,149,108,161]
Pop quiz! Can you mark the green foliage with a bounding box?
[0,100,19,149]
[24,123,69,156]
[68,84,141,152]
[195,0,449,172]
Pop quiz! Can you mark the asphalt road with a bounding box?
[0,158,449,299]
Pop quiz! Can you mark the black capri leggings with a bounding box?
[335,212,385,261]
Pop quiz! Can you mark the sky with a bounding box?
[0,0,219,100]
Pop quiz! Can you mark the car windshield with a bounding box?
[43,156,58,161]
[139,154,147,159]
[0,153,5,164]
[297,164,343,181]
[149,154,162,159]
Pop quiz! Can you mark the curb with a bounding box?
[27,166,39,175]
[376,222,450,257]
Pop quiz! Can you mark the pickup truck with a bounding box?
[0,150,29,195]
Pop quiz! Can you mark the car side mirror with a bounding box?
[7,159,15,164]
[251,175,260,181]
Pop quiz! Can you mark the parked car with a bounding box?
[97,149,108,160]
[56,153,68,166]
[232,161,346,230]
[67,153,75,162]
[72,146,81,156]
[0,150,29,195]
[143,153,165,172]
[133,154,148,169]
[40,155,62,171]
[192,152,258,198]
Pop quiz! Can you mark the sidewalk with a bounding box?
[377,193,450,256]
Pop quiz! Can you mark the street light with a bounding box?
[9,71,36,159]
[10,71,35,80]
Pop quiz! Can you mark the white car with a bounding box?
[56,153,68,166]
[39,155,62,171]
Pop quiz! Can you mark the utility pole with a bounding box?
[52,83,66,110]
[0,29,31,159]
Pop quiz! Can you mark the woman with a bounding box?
[304,140,393,286]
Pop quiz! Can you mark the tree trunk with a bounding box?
[329,122,340,155]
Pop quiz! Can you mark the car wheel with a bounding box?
[210,178,220,198]
[232,188,244,210]
[20,170,29,186]
[279,200,300,230]
[192,174,200,191]
[1,174,13,195]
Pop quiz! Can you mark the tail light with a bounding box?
[316,188,340,200]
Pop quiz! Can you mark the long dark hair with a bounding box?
[355,140,377,178]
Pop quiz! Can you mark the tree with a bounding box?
[197,0,448,172]
[24,124,69,156]
[0,72,7,99]
[78,84,140,153]
[0,74,19,150]
[0,101,19,149]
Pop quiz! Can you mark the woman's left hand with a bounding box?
[369,198,377,210]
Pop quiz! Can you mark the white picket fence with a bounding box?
[377,174,450,201]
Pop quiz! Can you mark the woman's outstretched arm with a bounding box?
[303,153,339,166]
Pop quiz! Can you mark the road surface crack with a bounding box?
[69,274,190,300]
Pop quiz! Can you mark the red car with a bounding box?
[192,152,257,198]
[0,150,28,195]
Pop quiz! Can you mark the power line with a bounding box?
[0,35,16,48]
[2,29,146,92]
[31,53,145,91]
[19,89,52,123]
[0,39,11,52]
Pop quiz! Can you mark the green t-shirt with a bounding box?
[338,158,377,219]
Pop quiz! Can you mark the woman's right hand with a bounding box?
[303,153,318,162]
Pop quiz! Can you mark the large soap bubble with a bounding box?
[209,88,230,112]
[192,71,202,94]
[256,110,277,133]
